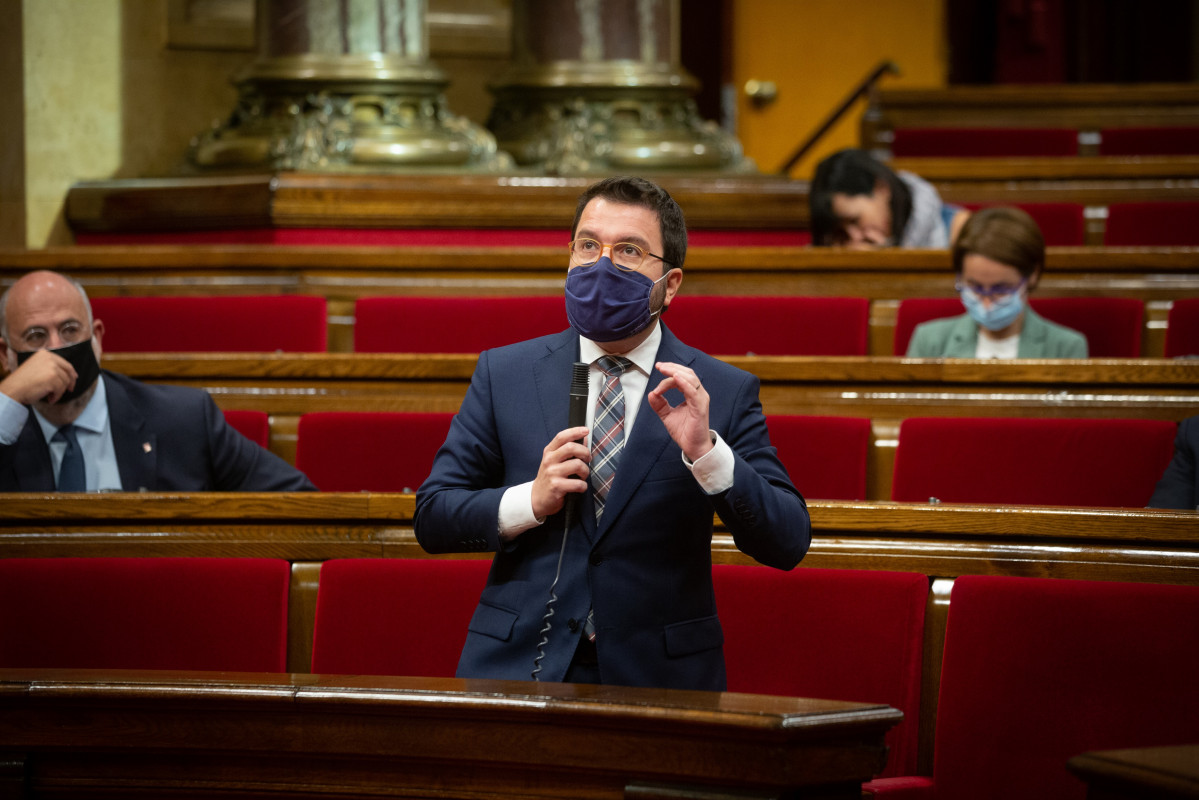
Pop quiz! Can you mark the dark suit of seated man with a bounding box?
[415,176,811,691]
[0,270,316,492]
[1148,415,1199,510]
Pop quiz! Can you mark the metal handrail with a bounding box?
[776,59,901,176]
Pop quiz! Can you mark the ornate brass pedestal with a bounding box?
[189,0,510,172]
[489,0,751,175]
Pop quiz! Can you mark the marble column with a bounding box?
[189,0,510,171]
[487,0,751,174]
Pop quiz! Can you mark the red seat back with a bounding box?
[891,417,1177,507]
[354,296,566,353]
[1104,202,1199,246]
[311,558,491,677]
[960,203,1086,246]
[296,411,454,492]
[665,296,869,355]
[222,409,270,448]
[1165,298,1199,358]
[1029,297,1143,357]
[931,575,1199,799]
[767,414,871,500]
[0,557,289,672]
[714,565,928,778]
[1098,127,1199,156]
[895,297,1142,357]
[90,295,327,352]
[890,127,1079,157]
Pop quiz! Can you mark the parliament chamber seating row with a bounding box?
[1,555,1196,796]
[87,292,1199,359]
[888,126,1199,158]
[233,410,1178,508]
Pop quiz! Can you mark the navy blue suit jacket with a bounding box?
[1149,416,1199,510]
[0,371,315,492]
[414,325,810,690]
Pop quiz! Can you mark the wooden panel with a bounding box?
[0,669,900,799]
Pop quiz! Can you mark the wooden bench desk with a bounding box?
[2,493,1195,777]
[0,668,901,799]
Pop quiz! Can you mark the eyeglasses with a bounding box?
[15,320,89,350]
[956,279,1027,301]
[569,238,674,272]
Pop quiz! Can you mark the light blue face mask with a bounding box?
[960,288,1025,332]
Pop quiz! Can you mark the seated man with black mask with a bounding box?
[0,270,316,492]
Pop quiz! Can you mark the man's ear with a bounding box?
[91,319,105,360]
[662,268,684,308]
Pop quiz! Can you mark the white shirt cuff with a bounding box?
[498,481,545,540]
[684,430,735,495]
[0,391,29,445]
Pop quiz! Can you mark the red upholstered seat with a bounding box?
[354,296,566,353]
[311,558,491,677]
[890,417,1177,507]
[90,295,327,352]
[222,409,270,448]
[1165,298,1199,358]
[890,128,1079,157]
[296,411,454,492]
[0,557,289,672]
[767,414,871,500]
[714,565,928,778]
[1104,202,1199,246]
[894,296,1143,357]
[960,203,1086,246]
[865,575,1199,799]
[1098,127,1199,156]
[664,296,869,356]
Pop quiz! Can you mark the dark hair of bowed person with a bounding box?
[952,206,1046,281]
[808,148,913,246]
[570,176,688,271]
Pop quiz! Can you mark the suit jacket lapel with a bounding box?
[104,374,155,491]
[531,331,598,538]
[594,326,694,539]
[13,418,54,490]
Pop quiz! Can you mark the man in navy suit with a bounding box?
[416,176,810,690]
[1149,415,1199,510]
[0,270,315,492]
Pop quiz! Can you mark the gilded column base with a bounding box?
[189,56,512,173]
[488,64,754,175]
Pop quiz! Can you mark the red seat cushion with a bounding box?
[90,295,327,352]
[0,557,289,672]
[296,412,454,492]
[714,565,928,778]
[222,409,270,448]
[767,415,871,500]
[665,296,869,356]
[354,296,566,353]
[932,576,1199,799]
[1165,298,1199,358]
[311,558,491,677]
[891,128,1079,157]
[1099,127,1199,156]
[1104,202,1199,246]
[891,417,1177,507]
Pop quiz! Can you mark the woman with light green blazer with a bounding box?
[906,207,1088,359]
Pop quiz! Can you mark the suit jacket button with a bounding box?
[589,553,604,566]
[568,618,579,633]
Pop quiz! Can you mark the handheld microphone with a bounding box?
[561,361,590,527]
[532,360,590,681]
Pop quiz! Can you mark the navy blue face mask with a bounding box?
[15,338,101,404]
[564,256,670,342]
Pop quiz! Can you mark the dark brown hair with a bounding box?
[952,206,1045,280]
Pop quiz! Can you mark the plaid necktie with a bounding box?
[590,355,632,521]
[53,425,86,492]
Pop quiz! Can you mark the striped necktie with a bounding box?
[590,355,632,521]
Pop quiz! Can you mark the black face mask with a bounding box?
[15,338,101,404]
